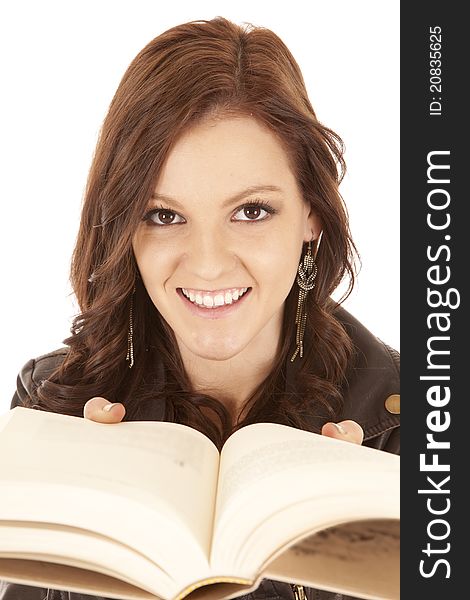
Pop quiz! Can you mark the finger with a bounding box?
[321,419,364,445]
[83,396,126,423]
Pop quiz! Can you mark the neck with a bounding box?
[176,315,284,424]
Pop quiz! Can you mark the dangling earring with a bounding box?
[126,286,135,369]
[290,231,323,362]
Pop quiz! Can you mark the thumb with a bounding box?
[83,396,126,424]
[321,419,364,445]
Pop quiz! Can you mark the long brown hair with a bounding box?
[31,17,359,449]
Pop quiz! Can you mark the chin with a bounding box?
[186,334,247,362]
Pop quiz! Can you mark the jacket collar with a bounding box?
[285,305,400,441]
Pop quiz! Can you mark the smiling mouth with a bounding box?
[178,287,251,308]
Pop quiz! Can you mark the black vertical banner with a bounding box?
[401,2,466,598]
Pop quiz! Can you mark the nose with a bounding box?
[184,225,237,282]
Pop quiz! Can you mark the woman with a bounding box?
[0,16,399,600]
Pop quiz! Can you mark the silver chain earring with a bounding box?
[290,231,323,362]
[126,286,135,369]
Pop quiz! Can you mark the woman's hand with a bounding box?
[321,420,364,445]
[83,398,364,445]
[83,397,126,423]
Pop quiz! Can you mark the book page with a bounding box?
[0,409,14,434]
[264,519,399,600]
[0,407,220,587]
[211,423,399,578]
[0,519,174,599]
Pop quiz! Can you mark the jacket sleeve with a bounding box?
[382,344,400,455]
[386,427,400,454]
[369,422,400,455]
[10,358,36,409]
[10,349,67,410]
[361,342,400,456]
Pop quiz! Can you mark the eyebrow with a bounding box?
[150,185,284,210]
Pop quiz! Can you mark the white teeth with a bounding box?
[214,294,225,306]
[181,287,249,307]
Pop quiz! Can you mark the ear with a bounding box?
[302,204,322,243]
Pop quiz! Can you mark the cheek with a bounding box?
[133,237,174,290]
[246,233,301,291]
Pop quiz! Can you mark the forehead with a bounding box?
[154,116,299,201]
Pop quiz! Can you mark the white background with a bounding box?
[0,1,399,413]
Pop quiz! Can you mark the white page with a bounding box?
[0,407,220,583]
[211,423,399,574]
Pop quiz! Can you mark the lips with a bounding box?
[177,287,252,318]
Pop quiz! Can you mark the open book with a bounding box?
[0,406,399,600]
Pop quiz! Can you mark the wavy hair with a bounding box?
[30,17,360,449]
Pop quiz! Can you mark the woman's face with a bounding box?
[132,116,319,362]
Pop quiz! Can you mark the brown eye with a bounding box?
[157,210,176,224]
[143,208,185,226]
[232,201,275,222]
[244,206,262,219]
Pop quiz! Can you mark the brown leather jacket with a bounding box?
[0,306,400,600]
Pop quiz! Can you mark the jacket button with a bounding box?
[385,394,400,414]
